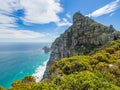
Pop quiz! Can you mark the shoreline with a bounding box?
[32,58,49,82]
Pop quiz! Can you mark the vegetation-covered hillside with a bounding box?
[0,39,119,90]
[43,12,120,79]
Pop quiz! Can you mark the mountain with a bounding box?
[43,12,120,79]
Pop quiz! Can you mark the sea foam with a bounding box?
[32,59,49,82]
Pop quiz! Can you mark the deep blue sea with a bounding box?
[0,42,50,88]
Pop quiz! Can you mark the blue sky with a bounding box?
[0,0,120,42]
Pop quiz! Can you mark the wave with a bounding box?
[32,59,49,82]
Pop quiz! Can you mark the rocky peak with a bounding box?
[43,12,120,79]
[73,12,94,26]
[73,12,84,23]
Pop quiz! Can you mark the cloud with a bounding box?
[0,14,16,29]
[20,0,63,24]
[0,0,63,27]
[0,0,18,13]
[56,18,72,27]
[0,29,44,39]
[66,13,71,19]
[109,13,115,16]
[0,0,63,42]
[0,28,60,42]
[88,0,120,17]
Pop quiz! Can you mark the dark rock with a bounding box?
[42,46,50,53]
[43,12,120,79]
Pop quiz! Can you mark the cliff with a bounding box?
[43,12,120,79]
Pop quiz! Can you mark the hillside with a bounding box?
[43,12,120,78]
[3,39,120,90]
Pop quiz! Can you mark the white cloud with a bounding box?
[88,0,120,17]
[66,13,71,19]
[56,18,72,27]
[20,0,63,24]
[0,14,16,29]
[0,0,18,12]
[0,0,63,26]
[0,29,44,39]
[0,14,14,24]
[0,29,59,42]
[109,13,115,16]
[0,0,63,42]
[0,0,22,28]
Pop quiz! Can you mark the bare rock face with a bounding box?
[43,12,120,79]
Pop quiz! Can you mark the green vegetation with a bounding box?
[0,86,5,90]
[1,40,120,90]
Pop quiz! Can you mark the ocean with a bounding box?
[0,42,50,88]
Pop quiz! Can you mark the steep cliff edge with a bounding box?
[43,12,120,79]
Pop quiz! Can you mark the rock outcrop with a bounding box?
[43,12,120,79]
[42,46,50,53]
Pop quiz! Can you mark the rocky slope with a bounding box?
[43,12,120,79]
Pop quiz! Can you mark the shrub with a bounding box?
[106,48,115,54]
[22,76,35,83]
[95,62,108,71]
[61,71,120,90]
[49,56,91,75]
[0,86,5,90]
[93,53,108,62]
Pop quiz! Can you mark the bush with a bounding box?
[61,71,120,90]
[22,76,35,83]
[106,48,115,54]
[50,56,92,75]
[95,62,108,71]
[93,53,108,62]
[0,86,5,90]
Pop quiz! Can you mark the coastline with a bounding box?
[32,58,49,82]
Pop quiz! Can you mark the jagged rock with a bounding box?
[42,46,50,53]
[43,12,120,79]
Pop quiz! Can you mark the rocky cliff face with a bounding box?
[43,12,120,79]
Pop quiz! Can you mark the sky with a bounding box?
[0,0,120,43]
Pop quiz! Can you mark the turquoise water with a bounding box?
[0,43,50,88]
